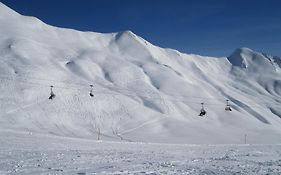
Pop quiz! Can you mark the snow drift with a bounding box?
[0,2,281,144]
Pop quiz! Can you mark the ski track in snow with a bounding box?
[1,4,281,174]
[0,3,281,174]
[120,116,165,135]
[0,131,281,175]
[1,2,281,144]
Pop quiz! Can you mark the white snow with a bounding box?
[1,2,281,174]
[0,130,281,174]
[0,2,281,144]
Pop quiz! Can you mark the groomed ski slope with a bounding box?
[0,130,281,174]
[0,2,281,144]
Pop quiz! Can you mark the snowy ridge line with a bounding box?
[0,74,277,108]
[1,2,281,145]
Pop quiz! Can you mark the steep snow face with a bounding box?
[227,48,277,73]
[0,2,281,144]
[262,53,281,72]
[228,48,281,98]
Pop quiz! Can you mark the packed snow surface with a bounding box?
[1,2,281,174]
[0,2,281,145]
[1,130,281,175]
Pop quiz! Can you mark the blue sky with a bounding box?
[1,0,281,57]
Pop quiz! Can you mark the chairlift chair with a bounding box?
[48,85,56,100]
[89,85,94,97]
[225,99,232,111]
[199,102,207,116]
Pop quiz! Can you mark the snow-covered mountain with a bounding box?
[0,2,281,144]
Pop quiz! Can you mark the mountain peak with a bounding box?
[115,30,137,40]
[1,2,281,145]
[121,30,135,35]
[236,47,253,53]
[228,47,277,72]
[227,47,254,68]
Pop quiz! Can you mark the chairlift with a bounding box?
[89,85,94,97]
[225,99,232,111]
[199,102,206,116]
[48,85,56,100]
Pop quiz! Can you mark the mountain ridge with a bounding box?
[0,2,281,144]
